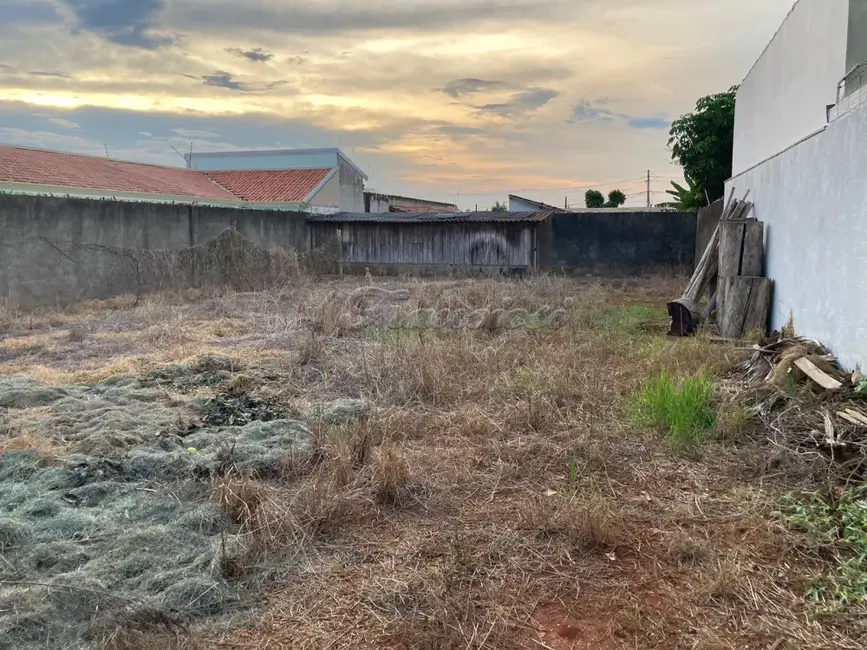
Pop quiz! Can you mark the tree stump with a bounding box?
[667,299,702,336]
[719,220,764,277]
[719,276,773,339]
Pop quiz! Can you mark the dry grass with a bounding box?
[1,274,864,649]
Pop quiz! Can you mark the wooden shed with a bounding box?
[308,211,552,273]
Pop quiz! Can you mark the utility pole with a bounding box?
[564,196,568,210]
[646,170,651,208]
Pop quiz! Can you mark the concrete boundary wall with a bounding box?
[1,195,696,308]
[538,211,696,274]
[0,195,308,307]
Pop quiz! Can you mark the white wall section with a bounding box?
[732,0,848,175]
[727,101,867,369]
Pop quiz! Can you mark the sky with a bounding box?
[0,0,795,209]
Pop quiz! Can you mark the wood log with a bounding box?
[667,299,702,336]
[719,276,773,339]
[719,220,764,277]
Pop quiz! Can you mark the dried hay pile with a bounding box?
[0,355,366,649]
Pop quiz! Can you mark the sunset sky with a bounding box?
[0,0,794,208]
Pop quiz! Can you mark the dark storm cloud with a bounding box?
[480,88,559,118]
[28,70,74,79]
[60,0,174,49]
[440,78,511,98]
[568,100,670,130]
[201,71,250,91]
[568,101,617,123]
[227,47,275,63]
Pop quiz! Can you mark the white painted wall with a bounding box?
[309,173,339,208]
[509,196,542,212]
[726,101,867,369]
[732,0,849,175]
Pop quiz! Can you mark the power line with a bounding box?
[456,175,646,197]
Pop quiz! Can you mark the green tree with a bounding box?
[585,189,605,208]
[604,189,627,208]
[661,180,705,212]
[668,86,737,202]
[490,200,508,212]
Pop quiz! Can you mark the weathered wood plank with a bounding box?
[720,219,764,277]
[795,358,844,390]
[719,276,773,339]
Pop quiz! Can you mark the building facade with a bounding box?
[728,0,867,368]
[187,148,367,212]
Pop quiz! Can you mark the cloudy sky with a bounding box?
[0,0,794,208]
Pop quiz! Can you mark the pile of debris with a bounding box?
[668,189,772,339]
[743,334,867,478]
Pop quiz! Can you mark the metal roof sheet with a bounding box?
[308,211,552,223]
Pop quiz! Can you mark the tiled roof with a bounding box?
[205,168,332,202]
[0,145,237,201]
[308,211,553,223]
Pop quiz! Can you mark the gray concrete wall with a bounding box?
[727,100,867,370]
[0,195,308,307]
[539,211,696,274]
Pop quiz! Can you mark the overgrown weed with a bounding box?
[632,372,716,451]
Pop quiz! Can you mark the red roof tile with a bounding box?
[205,168,332,203]
[0,145,237,201]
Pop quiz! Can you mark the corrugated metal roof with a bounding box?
[308,211,552,223]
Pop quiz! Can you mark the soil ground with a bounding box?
[0,275,864,649]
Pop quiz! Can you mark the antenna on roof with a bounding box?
[104,143,110,158]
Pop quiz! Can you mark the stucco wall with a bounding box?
[0,195,308,307]
[727,101,867,369]
[309,173,339,208]
[733,0,848,175]
[337,158,365,212]
[509,196,545,212]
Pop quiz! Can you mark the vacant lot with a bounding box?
[0,275,864,649]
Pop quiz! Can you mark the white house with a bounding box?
[186,148,368,213]
[728,0,867,369]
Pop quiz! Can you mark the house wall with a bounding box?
[0,195,308,307]
[337,158,365,212]
[310,221,534,268]
[309,173,339,209]
[726,100,867,370]
[732,0,848,176]
[509,196,546,212]
[538,211,696,274]
[848,0,867,74]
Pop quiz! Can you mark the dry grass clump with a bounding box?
[373,442,411,506]
[526,489,624,551]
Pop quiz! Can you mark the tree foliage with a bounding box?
[585,189,626,208]
[668,86,737,202]
[490,200,508,212]
[605,190,626,208]
[584,190,605,208]
[661,180,705,212]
